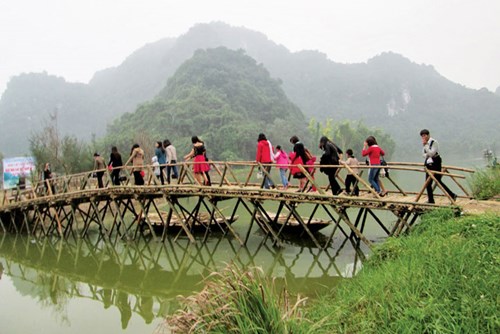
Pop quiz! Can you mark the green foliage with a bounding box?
[29,121,94,176]
[468,167,500,200]
[105,47,306,160]
[308,118,396,159]
[304,210,500,333]
[166,266,310,334]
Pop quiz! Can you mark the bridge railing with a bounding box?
[1,160,474,207]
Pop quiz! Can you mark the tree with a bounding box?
[29,121,93,176]
[308,119,396,159]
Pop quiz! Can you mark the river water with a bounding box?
[0,209,380,334]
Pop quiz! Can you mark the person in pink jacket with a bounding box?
[274,145,289,189]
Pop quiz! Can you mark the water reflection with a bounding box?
[0,232,368,330]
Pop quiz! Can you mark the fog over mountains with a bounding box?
[1,22,499,157]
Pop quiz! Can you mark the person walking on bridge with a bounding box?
[319,136,343,195]
[155,141,167,185]
[163,139,178,183]
[343,149,360,196]
[362,136,385,197]
[420,129,457,203]
[274,145,290,190]
[43,162,55,195]
[125,144,145,185]
[108,146,123,186]
[184,136,210,186]
[93,153,106,188]
[256,133,275,189]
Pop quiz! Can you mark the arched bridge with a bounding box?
[0,161,474,249]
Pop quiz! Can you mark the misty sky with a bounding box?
[1,0,499,96]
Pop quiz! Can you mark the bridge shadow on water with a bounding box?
[0,230,367,330]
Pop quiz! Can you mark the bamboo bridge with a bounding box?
[0,161,474,249]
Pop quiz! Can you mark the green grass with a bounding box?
[468,167,500,200]
[304,209,500,333]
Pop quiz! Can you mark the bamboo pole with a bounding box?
[297,164,325,195]
[442,167,470,196]
[343,163,379,197]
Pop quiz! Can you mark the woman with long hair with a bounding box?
[274,145,289,190]
[319,136,343,195]
[289,137,310,192]
[108,146,123,186]
[183,136,210,185]
[362,136,385,196]
[155,141,166,185]
[125,143,145,185]
[256,133,275,189]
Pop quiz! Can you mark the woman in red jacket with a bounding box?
[256,133,275,189]
[289,139,310,192]
[361,136,385,196]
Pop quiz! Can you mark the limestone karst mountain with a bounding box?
[1,22,498,157]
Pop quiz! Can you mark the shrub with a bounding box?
[468,167,500,200]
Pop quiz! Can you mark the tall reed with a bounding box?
[164,266,311,333]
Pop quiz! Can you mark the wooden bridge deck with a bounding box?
[0,161,475,249]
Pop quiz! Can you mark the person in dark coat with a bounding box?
[319,136,343,195]
[108,146,123,185]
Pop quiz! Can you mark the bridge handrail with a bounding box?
[1,160,474,207]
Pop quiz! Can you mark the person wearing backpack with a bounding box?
[420,129,457,203]
[319,136,343,195]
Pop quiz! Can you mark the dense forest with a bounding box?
[105,47,307,161]
[1,22,499,159]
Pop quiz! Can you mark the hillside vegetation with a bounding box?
[105,47,306,161]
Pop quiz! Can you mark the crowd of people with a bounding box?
[41,129,454,203]
[256,133,383,196]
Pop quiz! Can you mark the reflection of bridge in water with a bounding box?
[0,161,473,249]
[0,232,364,328]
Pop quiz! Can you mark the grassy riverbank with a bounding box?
[164,209,499,333]
[304,209,499,333]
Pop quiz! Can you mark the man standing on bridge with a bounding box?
[93,153,106,188]
[420,129,457,204]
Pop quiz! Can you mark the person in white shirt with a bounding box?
[163,139,179,183]
[420,129,457,203]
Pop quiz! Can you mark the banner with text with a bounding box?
[2,157,36,190]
